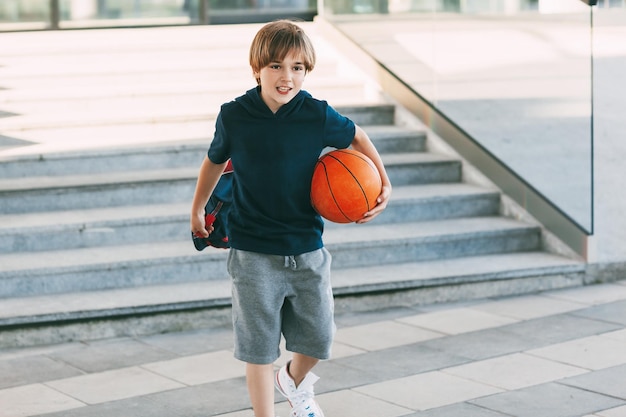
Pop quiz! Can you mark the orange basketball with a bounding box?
[311,149,382,223]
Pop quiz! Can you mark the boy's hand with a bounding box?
[191,212,213,238]
[357,184,392,224]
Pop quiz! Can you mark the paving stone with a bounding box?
[498,313,622,347]
[547,285,626,306]
[444,353,588,390]
[38,381,251,417]
[418,326,540,361]
[571,300,626,326]
[602,329,626,341]
[595,405,626,417]
[46,366,184,405]
[48,337,178,373]
[333,342,471,382]
[274,336,366,369]
[334,305,422,327]
[145,378,251,417]
[329,340,368,358]
[212,410,251,417]
[396,307,519,335]
[0,354,83,389]
[528,335,626,370]
[333,320,444,351]
[142,350,245,385]
[403,402,512,417]
[313,360,390,393]
[354,371,502,411]
[0,383,85,417]
[470,382,625,417]
[315,389,412,417]
[30,393,187,417]
[560,364,626,400]
[472,294,587,320]
[138,325,234,356]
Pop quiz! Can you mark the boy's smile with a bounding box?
[254,53,307,113]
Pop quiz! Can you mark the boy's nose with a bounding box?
[280,68,292,80]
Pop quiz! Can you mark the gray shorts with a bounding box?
[227,247,335,364]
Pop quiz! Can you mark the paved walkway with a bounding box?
[1,280,626,417]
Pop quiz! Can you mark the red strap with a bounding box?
[224,160,234,174]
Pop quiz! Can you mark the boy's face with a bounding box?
[254,52,307,113]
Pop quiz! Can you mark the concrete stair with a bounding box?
[0,23,585,348]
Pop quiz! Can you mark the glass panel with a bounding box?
[208,0,317,23]
[0,0,318,30]
[59,0,194,28]
[0,0,50,30]
[592,3,626,247]
[323,0,594,232]
[210,0,315,10]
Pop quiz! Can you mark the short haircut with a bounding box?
[249,20,316,83]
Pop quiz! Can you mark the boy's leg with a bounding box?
[288,353,319,386]
[247,363,275,417]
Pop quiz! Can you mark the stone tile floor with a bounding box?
[1,280,626,417]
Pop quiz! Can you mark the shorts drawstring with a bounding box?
[284,255,297,270]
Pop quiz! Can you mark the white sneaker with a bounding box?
[275,362,325,417]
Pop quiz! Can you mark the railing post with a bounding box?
[199,0,210,24]
[49,0,60,29]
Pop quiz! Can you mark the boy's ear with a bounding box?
[252,70,261,85]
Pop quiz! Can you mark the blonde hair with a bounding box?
[249,20,316,84]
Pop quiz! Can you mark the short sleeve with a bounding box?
[324,104,355,149]
[207,110,230,164]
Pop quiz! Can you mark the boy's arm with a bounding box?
[350,124,392,224]
[190,156,229,237]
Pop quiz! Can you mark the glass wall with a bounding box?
[0,0,50,30]
[322,0,595,233]
[59,0,193,27]
[0,0,317,30]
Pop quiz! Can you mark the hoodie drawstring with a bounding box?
[284,255,297,270]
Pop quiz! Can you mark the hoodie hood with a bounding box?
[235,86,311,119]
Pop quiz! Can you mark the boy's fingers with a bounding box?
[194,229,209,238]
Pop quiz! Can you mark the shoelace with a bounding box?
[289,379,319,417]
[291,400,318,417]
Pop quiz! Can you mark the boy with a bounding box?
[190,20,391,417]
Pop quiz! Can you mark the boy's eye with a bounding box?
[270,64,281,69]
[293,66,304,71]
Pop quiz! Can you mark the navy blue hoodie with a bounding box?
[208,87,355,255]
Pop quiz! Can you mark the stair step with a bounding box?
[331,251,584,296]
[0,217,540,298]
[360,125,426,153]
[0,67,344,103]
[0,280,233,327]
[326,217,541,268]
[0,168,198,214]
[0,203,190,253]
[0,81,371,131]
[382,152,462,185]
[0,104,396,157]
[0,152,459,215]
[0,252,584,347]
[373,183,500,224]
[0,241,228,298]
[0,86,390,129]
[0,184,498,253]
[0,139,209,179]
[0,125,425,178]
